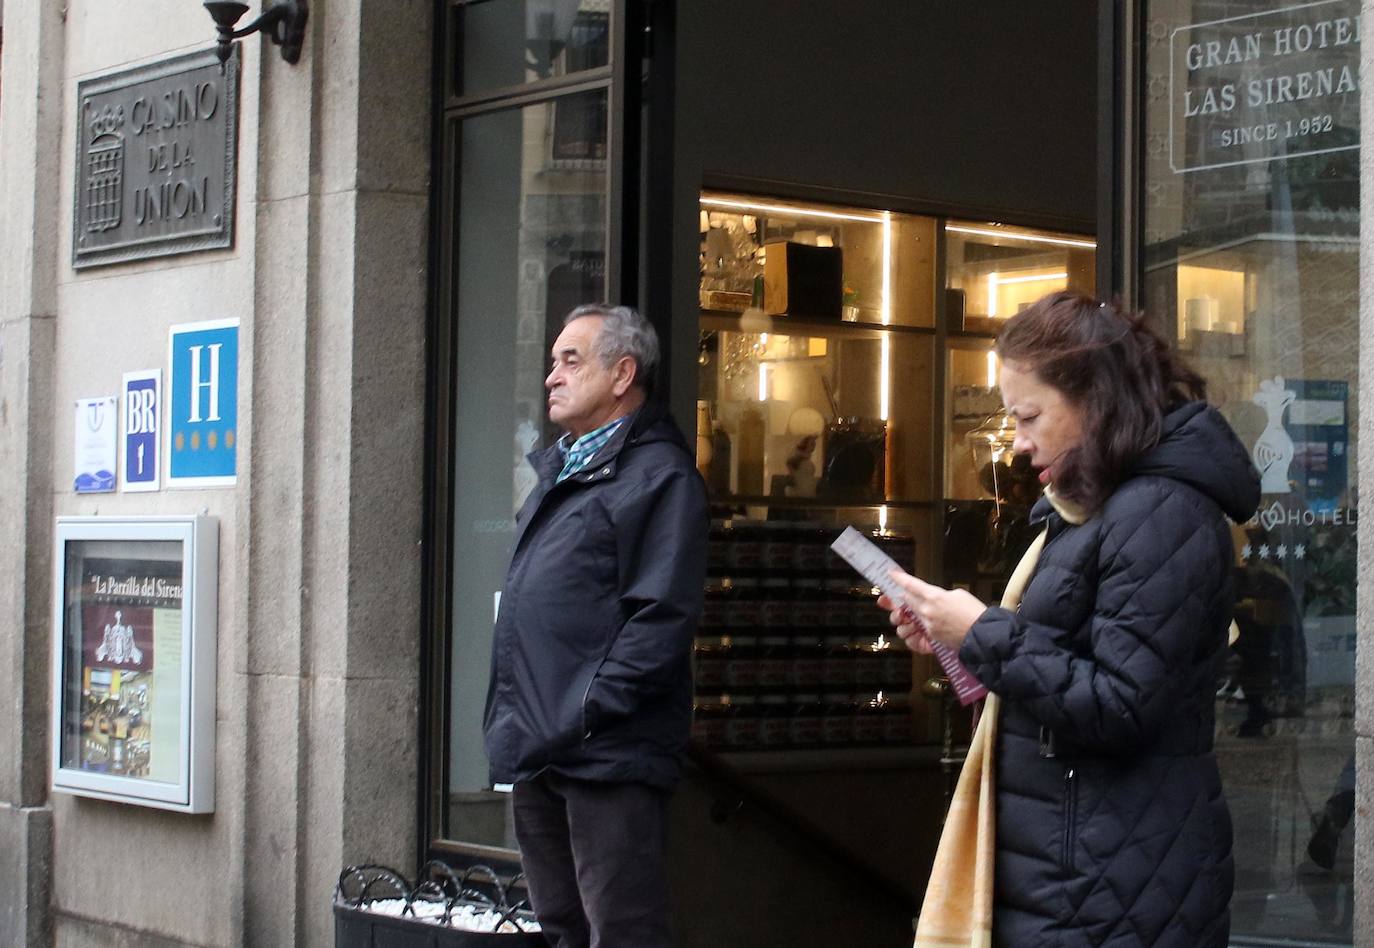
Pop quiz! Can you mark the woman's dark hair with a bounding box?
[995,290,1206,512]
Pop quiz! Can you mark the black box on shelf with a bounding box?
[763,241,843,320]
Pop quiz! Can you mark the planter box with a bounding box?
[334,863,542,948]
[334,901,544,947]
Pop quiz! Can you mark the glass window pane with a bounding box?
[447,91,609,849]
[696,323,934,507]
[454,0,611,97]
[699,193,938,329]
[942,223,1093,601]
[1142,1,1359,941]
[944,221,1097,334]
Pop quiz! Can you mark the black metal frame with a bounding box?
[419,0,649,870]
[1097,0,1144,303]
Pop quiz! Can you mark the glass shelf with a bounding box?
[701,309,938,339]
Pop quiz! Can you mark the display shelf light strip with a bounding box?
[946,224,1097,250]
[880,212,892,421]
[987,271,1068,318]
[700,197,885,224]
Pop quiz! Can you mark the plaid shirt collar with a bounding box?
[556,416,627,483]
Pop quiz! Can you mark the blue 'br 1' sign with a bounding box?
[122,370,161,492]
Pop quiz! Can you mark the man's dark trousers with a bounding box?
[513,772,672,948]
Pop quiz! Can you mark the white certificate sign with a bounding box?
[74,397,119,493]
[122,371,161,493]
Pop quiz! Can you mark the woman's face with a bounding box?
[999,359,1085,480]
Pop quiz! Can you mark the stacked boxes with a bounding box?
[691,519,916,750]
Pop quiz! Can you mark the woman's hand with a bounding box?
[875,592,933,654]
[878,570,987,652]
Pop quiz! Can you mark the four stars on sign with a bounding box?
[1240,543,1306,562]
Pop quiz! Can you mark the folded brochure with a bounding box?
[829,526,988,706]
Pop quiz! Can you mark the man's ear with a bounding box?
[611,356,638,397]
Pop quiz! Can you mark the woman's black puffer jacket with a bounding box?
[959,402,1261,947]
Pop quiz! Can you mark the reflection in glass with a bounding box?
[1143,0,1359,940]
[455,0,611,95]
[447,90,608,849]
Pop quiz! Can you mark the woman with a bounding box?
[885,292,1259,946]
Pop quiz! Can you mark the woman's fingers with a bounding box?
[876,591,916,627]
[887,568,938,605]
[897,623,933,654]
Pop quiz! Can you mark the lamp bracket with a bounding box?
[206,1,309,65]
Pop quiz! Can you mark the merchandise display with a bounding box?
[692,519,915,751]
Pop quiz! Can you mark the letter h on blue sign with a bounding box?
[168,320,238,484]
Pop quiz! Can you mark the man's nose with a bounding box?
[545,366,560,389]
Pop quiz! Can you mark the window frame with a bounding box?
[419,0,644,868]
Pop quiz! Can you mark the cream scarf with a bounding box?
[912,487,1086,948]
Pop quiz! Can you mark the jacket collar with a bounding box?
[530,397,668,488]
[1028,483,1091,534]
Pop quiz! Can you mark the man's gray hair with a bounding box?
[565,303,660,393]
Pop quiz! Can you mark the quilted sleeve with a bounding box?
[959,486,1229,753]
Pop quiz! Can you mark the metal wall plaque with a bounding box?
[73,47,239,268]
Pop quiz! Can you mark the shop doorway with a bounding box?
[424,3,1099,945]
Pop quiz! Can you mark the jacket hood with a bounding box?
[1132,401,1260,523]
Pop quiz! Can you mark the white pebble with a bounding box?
[356,899,541,933]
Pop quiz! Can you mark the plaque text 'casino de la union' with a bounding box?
[73,47,239,269]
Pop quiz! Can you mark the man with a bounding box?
[484,303,707,948]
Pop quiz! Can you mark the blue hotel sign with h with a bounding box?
[168,319,238,487]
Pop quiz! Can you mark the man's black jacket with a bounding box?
[483,400,708,790]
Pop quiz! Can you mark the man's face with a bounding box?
[546,316,627,439]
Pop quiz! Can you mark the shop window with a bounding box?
[1141,1,1359,941]
[691,190,1092,892]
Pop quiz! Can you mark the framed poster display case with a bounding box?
[50,515,218,812]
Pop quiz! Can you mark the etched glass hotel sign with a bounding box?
[1169,0,1360,173]
[72,47,239,268]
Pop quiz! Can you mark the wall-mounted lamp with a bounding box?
[204,1,309,65]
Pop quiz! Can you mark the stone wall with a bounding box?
[0,2,432,944]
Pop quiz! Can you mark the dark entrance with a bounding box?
[423,3,1099,945]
